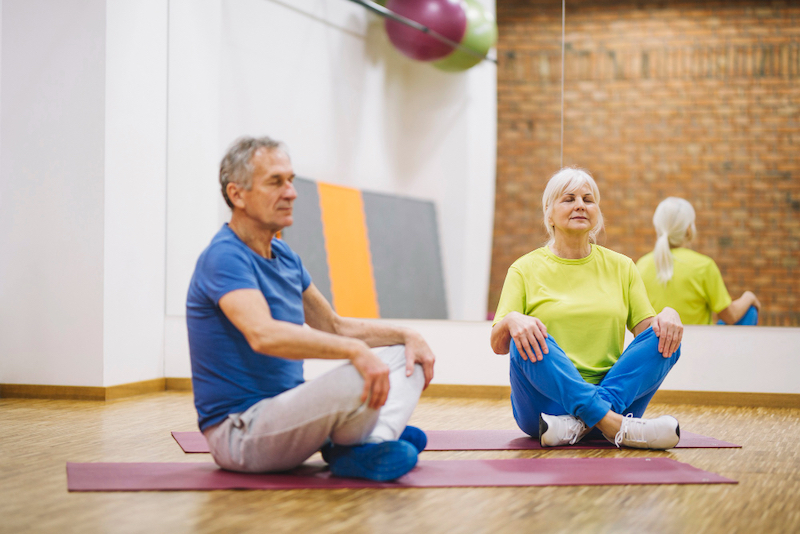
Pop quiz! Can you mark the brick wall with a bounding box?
[491,0,800,326]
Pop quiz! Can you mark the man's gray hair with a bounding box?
[219,136,289,208]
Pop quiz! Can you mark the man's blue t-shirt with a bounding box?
[186,224,311,432]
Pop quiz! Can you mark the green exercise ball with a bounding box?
[432,0,497,72]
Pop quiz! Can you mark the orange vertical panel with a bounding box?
[317,183,380,318]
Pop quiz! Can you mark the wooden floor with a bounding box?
[1,392,798,534]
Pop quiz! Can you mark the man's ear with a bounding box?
[227,182,246,209]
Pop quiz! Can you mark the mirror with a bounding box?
[488,1,796,326]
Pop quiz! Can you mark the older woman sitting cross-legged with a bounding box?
[490,168,684,449]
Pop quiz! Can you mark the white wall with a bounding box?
[0,0,107,387]
[0,0,169,387]
[305,322,800,395]
[163,0,224,377]
[163,0,497,376]
[103,0,168,386]
[304,320,508,386]
[214,0,497,322]
[164,0,222,318]
[658,326,799,394]
[173,0,496,323]
[0,0,498,387]
[2,0,794,399]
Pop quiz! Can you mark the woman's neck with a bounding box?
[550,235,592,259]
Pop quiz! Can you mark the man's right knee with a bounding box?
[325,364,382,445]
[325,363,369,408]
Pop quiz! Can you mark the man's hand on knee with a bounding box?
[402,331,435,389]
[350,345,391,409]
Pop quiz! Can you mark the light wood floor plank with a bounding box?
[1,392,798,533]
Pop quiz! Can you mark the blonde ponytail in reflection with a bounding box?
[652,197,697,285]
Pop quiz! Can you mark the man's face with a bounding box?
[236,148,297,231]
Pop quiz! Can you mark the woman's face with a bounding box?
[548,183,600,238]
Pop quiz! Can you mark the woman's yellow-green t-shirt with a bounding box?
[636,247,732,325]
[493,245,656,384]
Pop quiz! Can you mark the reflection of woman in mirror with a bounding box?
[491,168,683,450]
[636,197,761,325]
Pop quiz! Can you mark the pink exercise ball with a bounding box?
[385,0,468,62]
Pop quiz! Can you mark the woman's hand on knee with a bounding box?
[652,307,683,358]
[505,312,549,362]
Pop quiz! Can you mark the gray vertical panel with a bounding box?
[363,192,448,319]
[281,177,333,303]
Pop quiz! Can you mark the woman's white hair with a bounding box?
[652,197,697,285]
[542,167,604,245]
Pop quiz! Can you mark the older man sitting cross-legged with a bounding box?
[186,136,435,481]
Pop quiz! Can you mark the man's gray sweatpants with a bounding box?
[204,345,424,473]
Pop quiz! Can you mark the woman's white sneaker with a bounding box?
[539,413,590,447]
[611,414,680,449]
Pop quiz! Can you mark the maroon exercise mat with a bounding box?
[424,429,742,451]
[172,432,210,453]
[171,429,740,454]
[66,457,736,492]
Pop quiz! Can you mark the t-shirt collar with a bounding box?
[544,243,596,265]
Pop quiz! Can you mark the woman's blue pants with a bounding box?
[509,327,680,437]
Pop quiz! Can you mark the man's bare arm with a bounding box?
[303,283,435,388]
[219,288,363,359]
[218,288,390,408]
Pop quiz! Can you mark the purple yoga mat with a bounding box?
[171,429,740,454]
[172,432,209,453]
[66,458,736,492]
[424,429,742,451]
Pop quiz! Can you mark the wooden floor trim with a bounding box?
[422,384,512,400]
[106,378,166,400]
[2,378,166,401]
[651,389,800,409]
[3,380,798,408]
[165,377,193,391]
[0,383,107,401]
